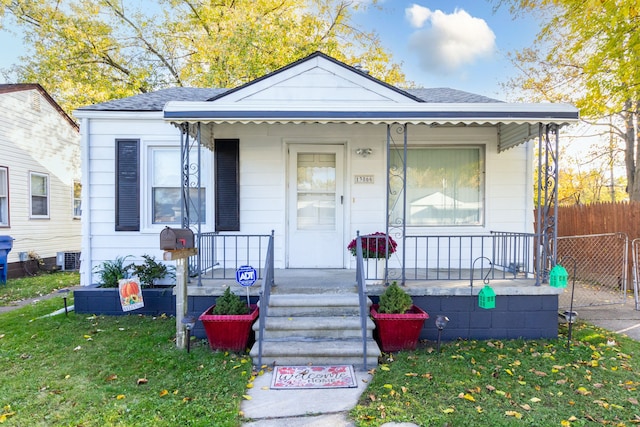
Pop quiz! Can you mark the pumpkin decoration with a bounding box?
[119,279,140,300]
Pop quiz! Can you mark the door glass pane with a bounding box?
[297,153,335,230]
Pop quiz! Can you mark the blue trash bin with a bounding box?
[0,235,14,284]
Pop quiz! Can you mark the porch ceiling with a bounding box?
[164,102,579,152]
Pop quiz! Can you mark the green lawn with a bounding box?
[2,273,639,426]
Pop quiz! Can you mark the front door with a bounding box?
[287,144,344,268]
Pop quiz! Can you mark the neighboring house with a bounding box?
[74,52,578,341]
[0,84,81,278]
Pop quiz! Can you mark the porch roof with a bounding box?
[163,101,579,152]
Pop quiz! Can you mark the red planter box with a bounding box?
[371,304,429,352]
[199,304,259,352]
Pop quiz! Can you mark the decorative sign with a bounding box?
[119,278,144,312]
[354,174,374,184]
[270,365,357,389]
[235,265,257,287]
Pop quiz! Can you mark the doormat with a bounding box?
[270,365,357,389]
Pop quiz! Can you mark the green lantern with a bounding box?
[550,264,568,288]
[478,285,496,309]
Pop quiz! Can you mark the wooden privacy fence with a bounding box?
[538,201,640,310]
[553,201,640,239]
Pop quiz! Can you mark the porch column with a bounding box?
[536,123,560,285]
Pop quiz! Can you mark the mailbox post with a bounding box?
[160,227,197,350]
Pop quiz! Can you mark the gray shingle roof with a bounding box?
[76,86,502,112]
[77,87,228,111]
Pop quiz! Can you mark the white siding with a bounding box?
[81,116,534,284]
[0,88,81,264]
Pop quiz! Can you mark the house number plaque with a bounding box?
[354,175,374,184]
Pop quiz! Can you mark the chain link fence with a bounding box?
[557,233,630,309]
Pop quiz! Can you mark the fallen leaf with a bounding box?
[505,410,523,419]
[246,383,254,389]
[73,346,81,351]
[405,372,418,377]
[486,385,496,392]
[459,393,475,402]
[476,406,483,413]
[380,365,390,371]
[116,394,125,400]
[383,384,393,389]
[442,408,455,414]
[159,389,169,397]
[105,374,118,382]
[137,378,148,385]
[560,420,571,427]
[530,397,541,403]
[242,395,252,400]
[628,397,638,405]
[520,403,532,411]
[369,394,377,402]
[576,387,591,396]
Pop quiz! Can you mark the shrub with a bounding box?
[129,255,175,288]
[377,281,413,314]
[93,256,132,288]
[212,287,250,315]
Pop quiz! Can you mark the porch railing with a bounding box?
[256,232,275,367]
[371,231,536,282]
[354,236,370,370]
[195,231,273,282]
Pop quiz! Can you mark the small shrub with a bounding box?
[377,281,413,314]
[129,255,175,288]
[212,287,250,315]
[93,256,132,288]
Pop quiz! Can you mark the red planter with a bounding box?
[199,304,259,352]
[371,304,429,352]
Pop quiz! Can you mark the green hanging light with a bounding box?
[549,264,568,288]
[478,284,496,309]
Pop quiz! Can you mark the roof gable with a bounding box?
[209,51,421,105]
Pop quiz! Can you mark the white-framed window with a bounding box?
[0,167,8,226]
[389,146,484,226]
[149,147,206,225]
[30,172,50,218]
[73,180,82,219]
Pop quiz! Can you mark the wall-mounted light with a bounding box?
[355,148,373,157]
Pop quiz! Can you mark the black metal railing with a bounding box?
[361,231,537,282]
[196,232,273,281]
[354,235,369,370]
[256,232,275,367]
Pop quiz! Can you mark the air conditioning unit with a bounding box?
[56,251,81,271]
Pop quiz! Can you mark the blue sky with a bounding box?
[0,1,539,100]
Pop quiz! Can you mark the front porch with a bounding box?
[186,268,562,345]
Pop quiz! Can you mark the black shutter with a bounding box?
[115,139,140,231]
[215,139,240,231]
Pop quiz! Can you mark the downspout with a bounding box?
[79,117,92,286]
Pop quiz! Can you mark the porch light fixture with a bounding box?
[181,315,197,353]
[355,148,373,157]
[435,315,449,353]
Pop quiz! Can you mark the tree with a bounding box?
[495,0,640,200]
[0,0,406,114]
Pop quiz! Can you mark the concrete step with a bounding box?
[250,339,381,368]
[263,294,367,317]
[254,316,376,339]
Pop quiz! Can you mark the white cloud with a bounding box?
[405,4,432,28]
[405,5,496,75]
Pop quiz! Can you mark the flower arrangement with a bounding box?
[347,232,397,259]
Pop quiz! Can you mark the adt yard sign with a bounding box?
[236,265,257,287]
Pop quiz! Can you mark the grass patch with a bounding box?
[0,272,80,306]
[351,323,640,426]
[0,297,249,426]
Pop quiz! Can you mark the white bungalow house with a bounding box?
[0,84,81,280]
[74,52,578,363]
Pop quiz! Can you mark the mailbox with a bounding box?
[160,227,195,250]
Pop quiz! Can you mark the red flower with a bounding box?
[347,232,397,259]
